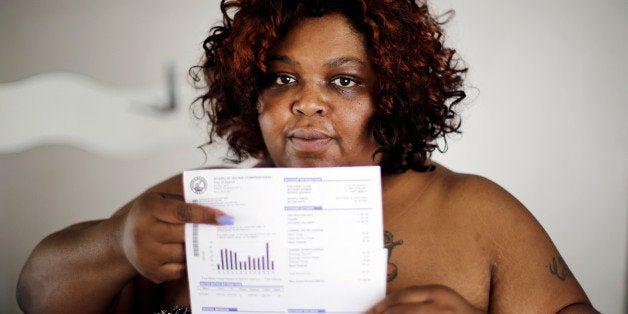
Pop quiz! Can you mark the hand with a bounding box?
[119,192,231,283]
[366,285,485,314]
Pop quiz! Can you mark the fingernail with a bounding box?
[217,215,234,225]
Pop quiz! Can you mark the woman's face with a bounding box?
[257,13,380,168]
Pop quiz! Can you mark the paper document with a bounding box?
[184,166,387,313]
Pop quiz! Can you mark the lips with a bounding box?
[288,129,333,152]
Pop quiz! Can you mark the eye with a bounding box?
[274,75,297,85]
[331,77,358,87]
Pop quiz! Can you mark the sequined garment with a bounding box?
[155,305,191,314]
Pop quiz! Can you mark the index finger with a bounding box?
[148,192,232,225]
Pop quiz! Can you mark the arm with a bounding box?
[17,216,137,313]
[17,174,230,313]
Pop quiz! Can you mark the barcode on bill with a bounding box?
[192,223,199,257]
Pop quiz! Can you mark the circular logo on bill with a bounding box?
[190,176,207,194]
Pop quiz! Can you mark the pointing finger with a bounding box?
[145,192,233,225]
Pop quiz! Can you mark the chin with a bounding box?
[268,149,379,168]
[268,155,331,168]
[282,160,336,168]
[278,157,376,168]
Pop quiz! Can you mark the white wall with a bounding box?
[0,1,225,312]
[0,0,218,85]
[430,1,627,313]
[0,0,625,313]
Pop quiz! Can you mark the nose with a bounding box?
[291,83,329,117]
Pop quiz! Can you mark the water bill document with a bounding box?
[183,166,387,313]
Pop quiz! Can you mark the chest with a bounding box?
[383,212,493,309]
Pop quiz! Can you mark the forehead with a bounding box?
[269,13,368,63]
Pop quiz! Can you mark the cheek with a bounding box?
[257,93,292,124]
[257,104,285,140]
[341,102,375,137]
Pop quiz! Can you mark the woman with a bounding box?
[17,0,598,313]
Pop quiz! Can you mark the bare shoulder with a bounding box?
[435,168,552,252]
[437,169,531,226]
[110,173,183,218]
[432,165,595,312]
[111,165,239,218]
[385,164,530,228]
[135,164,240,196]
[147,173,185,195]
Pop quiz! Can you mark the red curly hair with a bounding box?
[192,0,467,174]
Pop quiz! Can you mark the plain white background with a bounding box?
[0,0,626,313]
[431,2,627,313]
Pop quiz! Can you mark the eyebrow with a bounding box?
[325,56,367,68]
[266,55,367,68]
[266,55,298,66]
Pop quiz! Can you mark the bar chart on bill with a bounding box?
[216,242,276,273]
[193,223,284,278]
